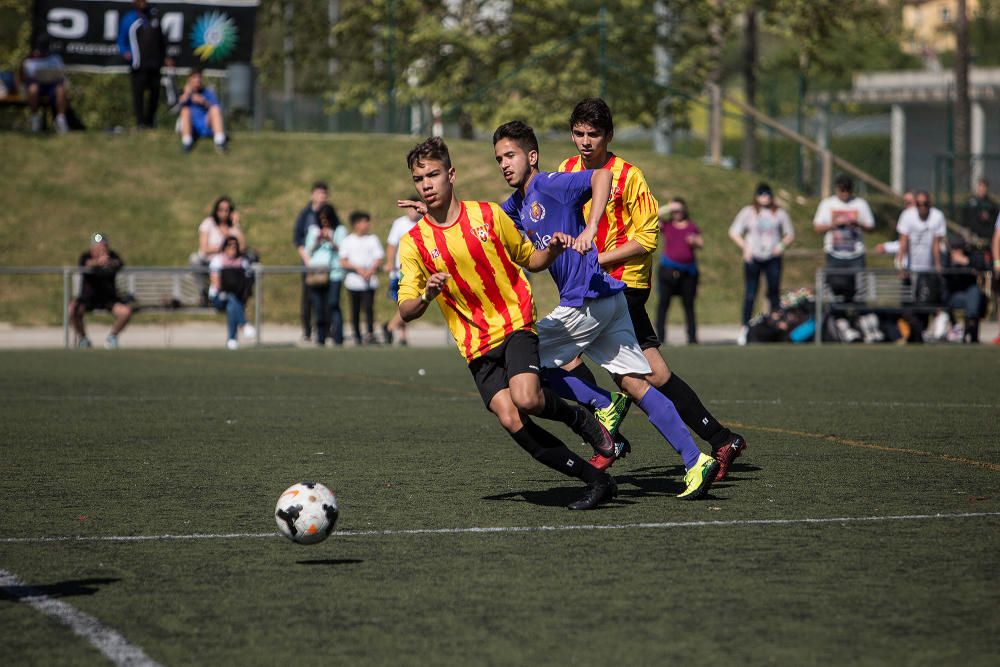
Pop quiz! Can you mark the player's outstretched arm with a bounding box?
[573,169,613,254]
[526,232,571,272]
[399,271,450,322]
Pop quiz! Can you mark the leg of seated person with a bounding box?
[179,107,193,150]
[53,84,69,133]
[208,105,226,148]
[27,83,42,133]
[110,303,132,336]
[68,300,86,339]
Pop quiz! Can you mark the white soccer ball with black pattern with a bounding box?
[274,482,339,544]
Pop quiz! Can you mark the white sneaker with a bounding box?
[55,114,69,134]
[737,326,748,346]
[30,113,42,133]
[242,324,256,339]
[104,335,119,349]
[78,337,92,349]
[226,339,239,350]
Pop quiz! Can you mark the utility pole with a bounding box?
[282,0,294,131]
[706,0,724,165]
[327,0,339,132]
[653,1,673,155]
[741,3,757,172]
[954,0,971,194]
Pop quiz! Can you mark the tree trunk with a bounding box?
[954,0,971,193]
[741,4,758,172]
[707,0,724,165]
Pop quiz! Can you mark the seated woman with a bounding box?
[209,236,255,350]
[191,196,245,302]
[19,35,69,133]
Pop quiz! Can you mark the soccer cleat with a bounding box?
[594,392,631,438]
[588,433,632,471]
[571,406,616,458]
[104,334,119,350]
[567,474,617,510]
[712,433,747,482]
[677,453,720,501]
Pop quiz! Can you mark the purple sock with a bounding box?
[637,387,701,469]
[541,367,612,410]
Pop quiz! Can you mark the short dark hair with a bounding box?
[349,210,370,225]
[407,137,451,171]
[312,180,329,192]
[492,120,539,155]
[569,98,614,137]
[834,174,854,192]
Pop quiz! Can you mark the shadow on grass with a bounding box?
[1,577,121,601]
[296,559,364,566]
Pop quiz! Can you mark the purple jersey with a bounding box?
[502,170,624,307]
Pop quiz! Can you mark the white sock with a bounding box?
[182,135,193,147]
[214,132,226,145]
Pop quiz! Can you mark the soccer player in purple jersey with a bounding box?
[494,121,719,500]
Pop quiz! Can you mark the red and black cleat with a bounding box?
[713,433,747,481]
[588,433,632,471]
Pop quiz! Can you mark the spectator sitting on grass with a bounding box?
[19,35,69,134]
[178,67,227,153]
[69,233,132,349]
[209,236,255,350]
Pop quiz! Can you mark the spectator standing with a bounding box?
[875,190,915,264]
[340,211,384,345]
[382,203,421,345]
[897,191,945,305]
[303,204,348,346]
[209,236,255,350]
[118,0,169,129]
[190,196,245,302]
[69,233,132,349]
[293,181,336,342]
[730,183,796,345]
[178,67,227,153]
[964,178,999,241]
[19,35,69,134]
[654,198,702,345]
[992,212,1000,344]
[943,238,987,343]
[813,174,875,302]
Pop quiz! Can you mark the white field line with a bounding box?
[2,512,998,545]
[0,569,160,667]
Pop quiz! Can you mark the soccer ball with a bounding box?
[274,481,339,545]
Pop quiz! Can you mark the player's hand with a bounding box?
[398,199,427,216]
[572,229,596,255]
[549,232,572,253]
[425,272,450,299]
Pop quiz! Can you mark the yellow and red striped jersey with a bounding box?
[558,153,659,289]
[397,201,537,362]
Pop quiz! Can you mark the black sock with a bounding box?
[568,363,600,387]
[538,387,581,427]
[511,419,601,483]
[658,373,732,449]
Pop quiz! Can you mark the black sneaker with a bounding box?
[382,323,394,345]
[571,406,615,458]
[568,474,617,510]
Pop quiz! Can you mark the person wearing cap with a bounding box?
[729,183,796,345]
[69,234,133,349]
[655,197,702,345]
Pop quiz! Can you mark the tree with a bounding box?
[741,2,757,172]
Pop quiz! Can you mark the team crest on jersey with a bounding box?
[471,224,490,243]
[430,248,441,260]
[529,201,546,222]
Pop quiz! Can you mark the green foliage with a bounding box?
[0,0,30,72]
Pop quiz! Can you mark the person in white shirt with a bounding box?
[340,211,385,345]
[381,204,421,345]
[813,174,875,301]
[897,191,946,307]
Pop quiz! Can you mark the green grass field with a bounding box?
[1,346,997,665]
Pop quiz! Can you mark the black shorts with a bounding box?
[623,287,660,350]
[467,329,541,408]
[78,294,126,313]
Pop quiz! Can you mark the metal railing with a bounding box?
[813,266,993,344]
[0,264,346,349]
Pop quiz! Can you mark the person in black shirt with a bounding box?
[964,178,999,242]
[118,0,171,128]
[69,233,133,349]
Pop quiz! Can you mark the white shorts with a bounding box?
[537,292,652,376]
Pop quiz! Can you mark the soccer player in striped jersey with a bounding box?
[397,137,618,510]
[495,121,719,500]
[558,98,747,480]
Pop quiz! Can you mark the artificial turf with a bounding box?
[0,346,997,665]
